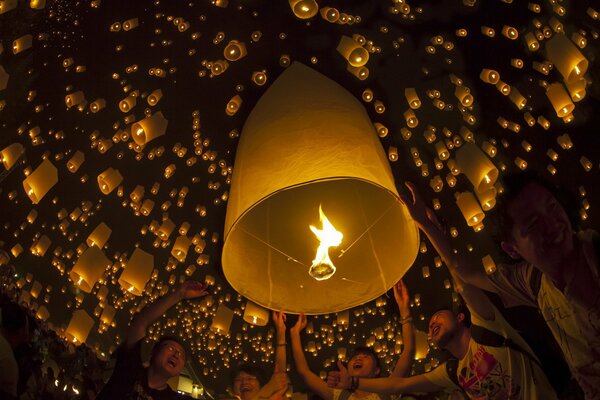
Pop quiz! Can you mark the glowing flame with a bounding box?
[308,205,343,281]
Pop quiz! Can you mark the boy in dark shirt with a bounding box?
[97,281,208,400]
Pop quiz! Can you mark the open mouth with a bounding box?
[167,358,178,368]
[352,362,363,370]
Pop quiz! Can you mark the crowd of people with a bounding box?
[1,172,598,399]
[0,284,106,400]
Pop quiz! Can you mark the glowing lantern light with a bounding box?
[545,33,588,83]
[12,34,32,54]
[23,159,58,204]
[308,205,343,281]
[118,248,154,296]
[70,246,110,292]
[337,36,369,67]
[456,142,498,193]
[546,83,575,118]
[415,330,429,359]
[243,301,270,326]
[86,222,112,248]
[97,167,123,195]
[222,62,419,314]
[65,309,94,344]
[456,192,485,227]
[289,0,318,19]
[67,151,85,173]
[211,304,234,334]
[223,40,247,61]
[1,143,24,169]
[131,111,168,146]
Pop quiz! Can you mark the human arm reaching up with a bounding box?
[290,313,333,400]
[400,182,495,321]
[126,280,208,347]
[272,311,287,376]
[390,279,415,377]
[334,360,443,394]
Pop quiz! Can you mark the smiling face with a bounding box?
[347,351,380,378]
[150,340,186,378]
[233,371,261,400]
[428,310,462,349]
[502,182,574,272]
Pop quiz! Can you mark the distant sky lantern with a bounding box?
[222,63,419,314]
[546,83,575,117]
[65,91,85,109]
[97,167,123,194]
[289,0,319,19]
[12,34,32,54]
[456,191,485,227]
[565,78,587,102]
[475,186,497,211]
[89,98,105,113]
[243,301,270,326]
[87,222,111,248]
[100,305,116,326]
[211,304,234,334]
[122,17,139,31]
[404,88,421,109]
[147,89,162,106]
[479,68,499,84]
[36,306,49,321]
[0,0,18,14]
[1,143,24,169]
[320,6,339,22]
[65,309,94,344]
[70,246,110,292]
[225,95,242,116]
[171,235,191,262]
[546,33,588,82]
[23,159,58,204]
[118,247,154,295]
[223,40,247,61]
[337,35,369,67]
[119,95,136,112]
[131,111,168,146]
[456,142,498,193]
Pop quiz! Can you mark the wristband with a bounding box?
[277,343,286,347]
[399,315,413,325]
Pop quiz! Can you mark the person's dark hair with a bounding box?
[348,346,382,376]
[1,302,28,331]
[151,335,186,359]
[431,303,472,328]
[492,172,580,245]
[231,364,267,386]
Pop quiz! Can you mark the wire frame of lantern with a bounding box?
[222,62,419,315]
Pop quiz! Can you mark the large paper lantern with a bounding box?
[222,62,419,314]
[69,246,110,293]
[1,143,24,169]
[545,33,588,83]
[243,301,270,326]
[23,159,58,204]
[118,247,154,295]
[65,309,94,344]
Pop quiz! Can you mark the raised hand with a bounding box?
[177,281,209,300]
[326,370,340,388]
[399,182,442,230]
[335,360,351,390]
[393,279,410,318]
[273,311,287,335]
[290,313,307,335]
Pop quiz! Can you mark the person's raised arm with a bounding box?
[126,280,208,347]
[400,182,496,320]
[390,280,415,378]
[400,182,497,293]
[290,313,333,400]
[336,362,442,394]
[272,311,287,373]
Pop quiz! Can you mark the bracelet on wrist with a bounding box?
[277,342,286,347]
[399,315,413,325]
